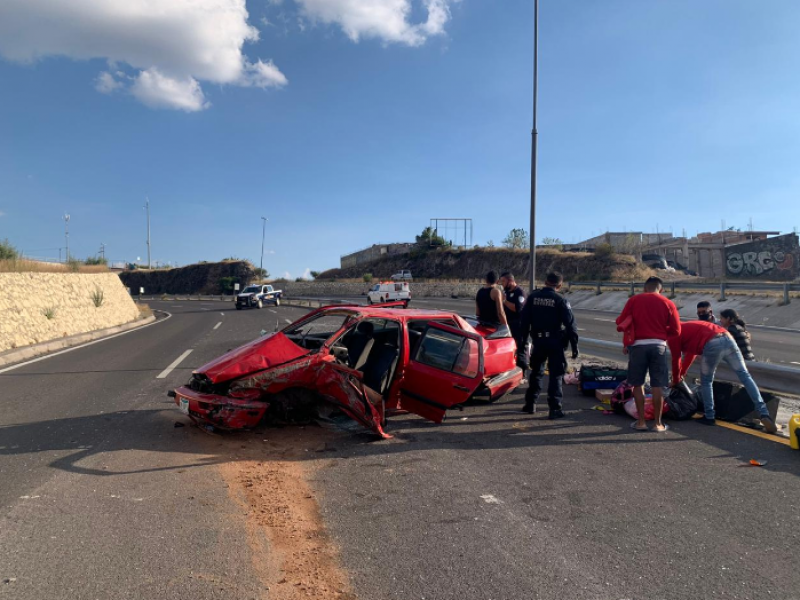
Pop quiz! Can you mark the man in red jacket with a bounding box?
[616,277,681,432]
[671,320,777,432]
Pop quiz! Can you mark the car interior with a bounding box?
[334,318,402,397]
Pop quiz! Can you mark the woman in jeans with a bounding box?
[671,320,777,433]
[719,308,755,361]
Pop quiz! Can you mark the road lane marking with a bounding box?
[715,421,791,446]
[170,305,183,308]
[593,318,615,322]
[480,494,502,504]
[156,349,193,379]
[0,311,173,375]
[269,309,277,314]
[792,362,800,366]
[213,322,222,330]
[220,312,225,316]
[284,318,292,324]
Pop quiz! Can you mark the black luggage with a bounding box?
[578,364,628,397]
[695,381,780,422]
[665,381,701,420]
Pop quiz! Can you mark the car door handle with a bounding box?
[453,384,470,392]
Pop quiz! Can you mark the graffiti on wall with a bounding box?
[725,234,799,279]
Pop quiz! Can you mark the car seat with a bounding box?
[361,343,400,394]
[346,321,375,370]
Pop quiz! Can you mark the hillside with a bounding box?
[118,260,256,295]
[318,248,653,282]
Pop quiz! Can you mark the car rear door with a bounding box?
[399,322,484,423]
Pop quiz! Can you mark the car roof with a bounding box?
[320,305,456,321]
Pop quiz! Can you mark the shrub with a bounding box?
[67,258,82,272]
[84,256,108,266]
[219,276,237,294]
[595,243,616,259]
[91,288,105,307]
[0,238,19,260]
[310,271,321,279]
[295,277,306,282]
[42,306,57,320]
[362,273,373,283]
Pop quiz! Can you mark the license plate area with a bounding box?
[179,397,189,414]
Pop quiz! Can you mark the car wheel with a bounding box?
[235,305,242,310]
[368,298,373,305]
[275,297,281,306]
[257,300,263,309]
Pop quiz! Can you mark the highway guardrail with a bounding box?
[570,280,798,303]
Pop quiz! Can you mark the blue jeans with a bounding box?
[700,335,769,420]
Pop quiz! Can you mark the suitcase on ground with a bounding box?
[697,381,780,422]
[578,364,628,397]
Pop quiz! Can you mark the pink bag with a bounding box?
[623,397,669,420]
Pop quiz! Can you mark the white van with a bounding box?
[367,281,411,305]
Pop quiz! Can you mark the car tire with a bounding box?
[275,297,281,307]
[368,298,373,305]
[235,305,242,310]
[257,299,263,309]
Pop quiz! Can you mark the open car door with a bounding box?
[399,322,484,423]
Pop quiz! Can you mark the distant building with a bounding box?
[340,243,415,269]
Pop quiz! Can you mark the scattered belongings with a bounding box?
[578,363,628,396]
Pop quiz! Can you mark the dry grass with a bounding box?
[136,303,154,318]
[0,259,108,274]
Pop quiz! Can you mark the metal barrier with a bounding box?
[573,280,797,304]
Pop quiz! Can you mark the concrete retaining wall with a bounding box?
[0,273,142,352]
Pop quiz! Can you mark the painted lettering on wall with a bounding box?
[724,233,799,279]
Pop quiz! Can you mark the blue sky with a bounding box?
[1,0,799,278]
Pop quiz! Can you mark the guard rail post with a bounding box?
[595,282,602,295]
[629,282,635,297]
[720,282,727,301]
[670,281,676,297]
[784,283,791,305]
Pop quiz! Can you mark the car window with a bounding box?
[284,313,353,341]
[371,285,380,291]
[414,327,476,376]
[242,286,259,293]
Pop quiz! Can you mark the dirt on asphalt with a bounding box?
[219,426,356,600]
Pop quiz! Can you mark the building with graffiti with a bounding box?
[725,233,799,280]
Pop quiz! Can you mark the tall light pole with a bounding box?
[63,213,71,261]
[260,217,269,280]
[144,197,151,269]
[528,0,539,293]
[99,242,106,261]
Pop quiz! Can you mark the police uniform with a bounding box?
[503,285,528,369]
[518,286,579,417]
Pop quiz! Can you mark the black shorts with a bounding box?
[627,344,668,387]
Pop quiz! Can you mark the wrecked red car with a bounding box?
[171,305,523,437]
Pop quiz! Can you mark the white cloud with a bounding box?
[0,0,287,110]
[131,68,209,112]
[94,71,123,94]
[294,0,458,46]
[301,267,312,279]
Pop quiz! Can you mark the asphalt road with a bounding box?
[2,299,799,599]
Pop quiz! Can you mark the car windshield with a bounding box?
[242,286,260,293]
[283,312,355,351]
[371,285,380,291]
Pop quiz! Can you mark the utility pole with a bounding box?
[260,216,269,280]
[144,197,151,269]
[63,213,70,261]
[99,242,106,261]
[528,0,539,293]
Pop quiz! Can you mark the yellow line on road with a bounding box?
[715,420,791,446]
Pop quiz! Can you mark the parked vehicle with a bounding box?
[641,254,668,269]
[390,270,412,281]
[235,284,282,310]
[171,305,523,437]
[367,281,411,306]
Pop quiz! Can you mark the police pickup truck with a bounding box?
[235,284,282,310]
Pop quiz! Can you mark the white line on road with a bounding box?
[170,305,183,308]
[269,309,277,314]
[792,362,800,366]
[156,349,193,379]
[0,311,173,375]
[480,494,502,504]
[284,318,292,324]
[213,322,222,330]
[593,318,615,322]
[220,312,225,316]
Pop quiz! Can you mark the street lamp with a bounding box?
[528,0,539,293]
[260,216,269,280]
[63,213,71,261]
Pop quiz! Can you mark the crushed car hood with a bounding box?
[197,332,309,383]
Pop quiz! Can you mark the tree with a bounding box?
[541,237,564,251]
[502,228,530,250]
[84,256,108,265]
[486,240,495,248]
[253,267,269,280]
[0,238,19,260]
[309,271,320,280]
[363,273,373,283]
[416,226,447,247]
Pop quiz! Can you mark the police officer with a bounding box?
[499,271,528,379]
[518,271,579,419]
